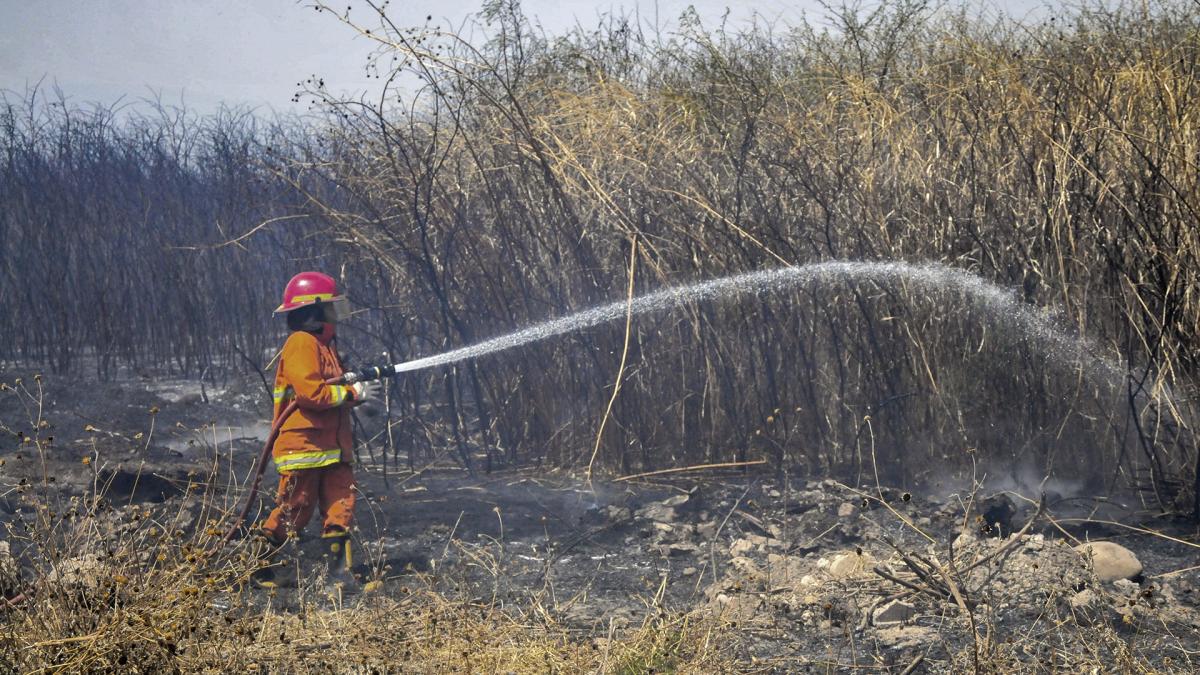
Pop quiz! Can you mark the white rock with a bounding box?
[657,542,699,557]
[730,534,784,556]
[952,530,979,552]
[730,538,756,556]
[0,541,18,596]
[1074,541,1143,582]
[712,592,764,621]
[729,556,765,581]
[1112,578,1139,596]
[1069,589,1098,610]
[873,599,917,626]
[606,505,633,521]
[837,502,858,518]
[662,494,691,508]
[637,502,677,523]
[828,551,877,579]
[48,554,108,592]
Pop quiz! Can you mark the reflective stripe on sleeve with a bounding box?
[272,385,294,402]
[274,449,342,472]
[330,385,348,406]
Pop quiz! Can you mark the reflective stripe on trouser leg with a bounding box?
[274,448,341,472]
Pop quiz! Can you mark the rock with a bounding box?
[711,592,764,621]
[1111,578,1139,596]
[0,541,18,596]
[827,550,877,579]
[1075,541,1143,582]
[730,538,755,556]
[1069,588,1098,611]
[605,505,632,521]
[682,567,697,576]
[952,530,979,552]
[637,502,677,523]
[873,599,917,626]
[729,556,766,582]
[48,554,111,594]
[730,534,784,556]
[837,502,858,519]
[696,520,718,539]
[657,542,699,557]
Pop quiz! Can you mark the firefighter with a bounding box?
[260,272,372,562]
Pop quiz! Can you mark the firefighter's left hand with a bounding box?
[349,380,374,404]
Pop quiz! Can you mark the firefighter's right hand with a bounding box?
[349,380,374,403]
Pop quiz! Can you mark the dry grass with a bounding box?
[0,379,732,673]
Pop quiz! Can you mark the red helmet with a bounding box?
[274,272,348,317]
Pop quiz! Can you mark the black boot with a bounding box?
[251,528,298,589]
[321,529,356,585]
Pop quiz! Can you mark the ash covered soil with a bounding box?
[2,370,1200,672]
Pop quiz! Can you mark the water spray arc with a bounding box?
[337,260,1122,386]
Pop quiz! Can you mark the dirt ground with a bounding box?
[2,369,1199,672]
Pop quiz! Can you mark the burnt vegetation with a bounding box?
[2,0,1199,507]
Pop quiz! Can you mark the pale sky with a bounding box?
[1,1,1052,114]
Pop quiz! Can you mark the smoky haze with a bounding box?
[1,0,1050,113]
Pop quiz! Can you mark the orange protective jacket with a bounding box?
[270,331,358,472]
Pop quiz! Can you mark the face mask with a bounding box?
[316,321,337,345]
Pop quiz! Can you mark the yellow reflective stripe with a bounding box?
[272,385,292,402]
[330,385,348,406]
[274,449,341,471]
[290,293,333,304]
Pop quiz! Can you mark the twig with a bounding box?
[900,654,925,675]
[613,460,767,483]
[1152,564,1200,579]
[873,565,956,604]
[1054,518,1200,550]
[587,236,638,483]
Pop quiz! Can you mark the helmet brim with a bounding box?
[274,294,348,316]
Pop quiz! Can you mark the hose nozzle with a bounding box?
[337,364,398,384]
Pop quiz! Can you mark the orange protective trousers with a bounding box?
[263,462,355,540]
